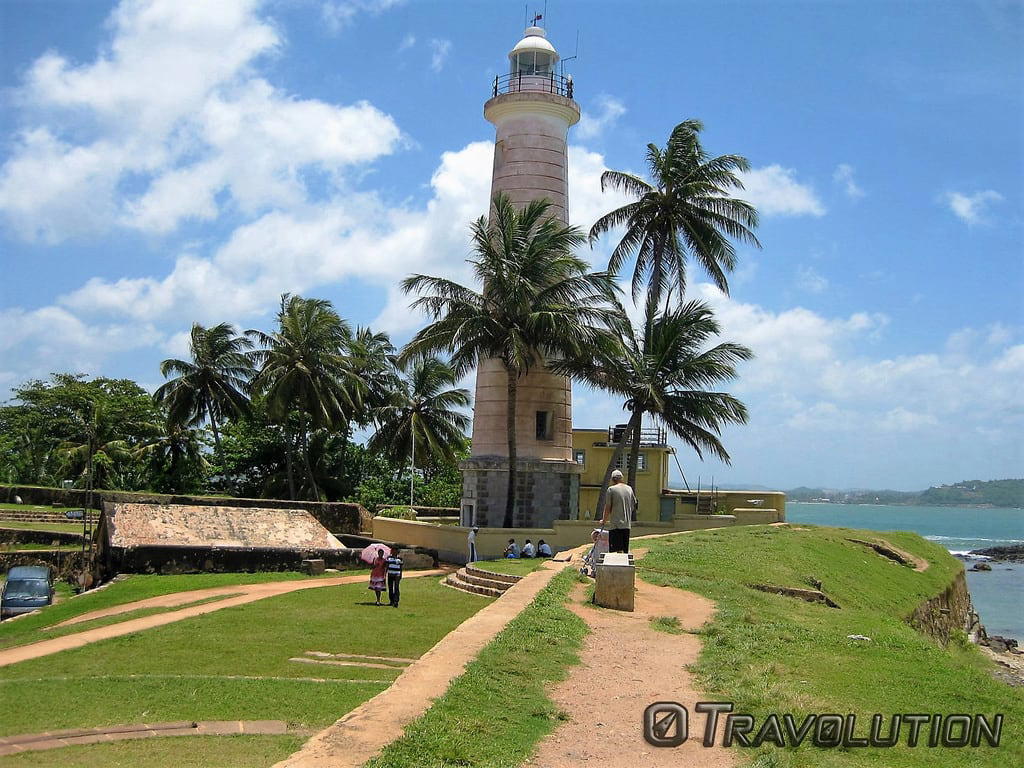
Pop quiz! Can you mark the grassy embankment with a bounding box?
[638,524,1024,768]
[365,568,586,768]
[0,577,489,767]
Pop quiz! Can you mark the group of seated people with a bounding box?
[503,538,553,559]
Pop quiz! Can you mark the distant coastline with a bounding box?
[786,478,1023,509]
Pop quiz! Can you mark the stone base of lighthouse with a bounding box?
[459,457,582,529]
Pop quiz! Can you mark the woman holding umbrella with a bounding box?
[364,546,390,605]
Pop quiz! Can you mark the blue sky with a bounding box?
[0,0,1021,491]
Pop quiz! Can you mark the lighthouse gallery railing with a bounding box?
[492,71,574,99]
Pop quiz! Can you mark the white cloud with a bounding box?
[796,265,829,294]
[944,189,1003,225]
[398,33,416,52]
[429,38,452,73]
[832,163,864,199]
[321,0,404,32]
[0,0,403,241]
[738,165,825,217]
[576,95,627,140]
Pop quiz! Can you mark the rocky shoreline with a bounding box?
[967,544,1024,563]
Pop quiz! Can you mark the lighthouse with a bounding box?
[460,25,583,529]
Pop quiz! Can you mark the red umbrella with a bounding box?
[359,544,392,565]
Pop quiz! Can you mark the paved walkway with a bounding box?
[0,570,446,668]
[0,720,291,757]
[274,553,581,768]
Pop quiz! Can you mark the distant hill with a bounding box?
[787,479,1024,508]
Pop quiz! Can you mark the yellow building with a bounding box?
[572,425,786,523]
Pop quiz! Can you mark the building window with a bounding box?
[614,453,647,471]
[574,449,585,465]
[536,411,553,441]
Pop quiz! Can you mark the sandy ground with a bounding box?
[525,576,736,768]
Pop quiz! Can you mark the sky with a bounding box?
[0,0,1021,491]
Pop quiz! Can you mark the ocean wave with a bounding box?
[949,551,991,560]
[925,535,1024,544]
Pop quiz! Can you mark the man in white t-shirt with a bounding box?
[601,469,637,553]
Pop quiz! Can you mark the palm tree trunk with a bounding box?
[626,408,644,493]
[299,414,320,501]
[595,410,641,519]
[503,368,518,529]
[208,410,227,493]
[284,427,297,501]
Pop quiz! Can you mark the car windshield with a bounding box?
[3,579,49,600]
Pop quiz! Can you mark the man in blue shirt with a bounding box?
[386,550,404,607]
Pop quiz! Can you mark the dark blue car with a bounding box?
[1,565,54,619]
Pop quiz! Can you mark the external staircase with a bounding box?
[444,564,522,598]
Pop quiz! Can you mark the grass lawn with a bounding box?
[0,522,87,533]
[0,503,94,513]
[365,568,587,768]
[0,577,490,739]
[0,735,305,768]
[0,571,357,651]
[637,524,1024,768]
[0,543,81,552]
[474,558,548,577]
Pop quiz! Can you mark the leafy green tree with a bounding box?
[591,119,760,319]
[0,374,158,490]
[368,356,470,505]
[154,323,254,472]
[250,295,359,501]
[552,299,752,516]
[402,193,616,526]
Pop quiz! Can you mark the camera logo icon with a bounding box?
[643,702,689,747]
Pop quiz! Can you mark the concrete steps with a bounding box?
[0,512,84,523]
[443,564,523,598]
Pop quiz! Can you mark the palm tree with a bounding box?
[368,356,471,506]
[402,193,616,527]
[57,399,133,492]
[346,326,401,426]
[590,119,760,320]
[154,323,254,471]
[249,294,358,501]
[134,420,210,494]
[552,299,752,517]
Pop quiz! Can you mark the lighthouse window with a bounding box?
[536,411,553,441]
[514,51,553,76]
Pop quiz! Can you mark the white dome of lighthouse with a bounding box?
[509,26,559,75]
[510,27,558,57]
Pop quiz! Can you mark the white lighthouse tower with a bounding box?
[460,24,583,529]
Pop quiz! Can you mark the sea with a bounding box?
[786,503,1024,642]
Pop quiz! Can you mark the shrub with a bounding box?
[376,505,418,520]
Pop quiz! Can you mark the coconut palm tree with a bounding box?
[57,399,133,492]
[154,323,254,468]
[552,298,752,517]
[368,356,471,506]
[590,119,760,320]
[402,193,616,526]
[249,294,358,501]
[346,326,401,426]
[134,420,210,494]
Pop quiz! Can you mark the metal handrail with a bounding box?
[492,71,574,99]
[606,425,667,446]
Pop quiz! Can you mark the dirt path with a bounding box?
[0,570,446,669]
[525,577,736,768]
